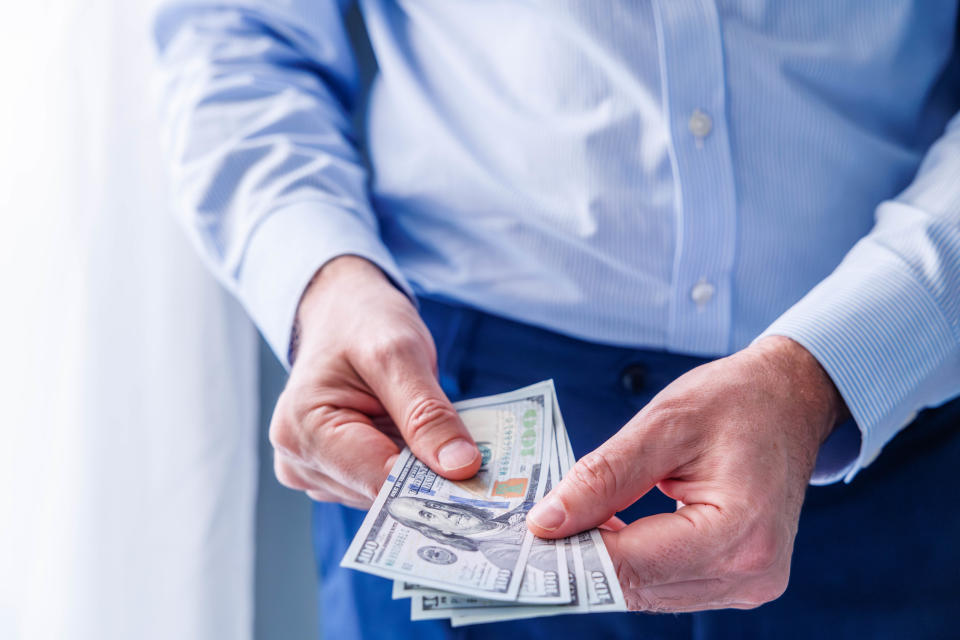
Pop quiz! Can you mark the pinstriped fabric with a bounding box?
[156,0,960,483]
[760,243,958,477]
[652,0,738,356]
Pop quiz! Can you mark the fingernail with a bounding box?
[529,495,565,531]
[437,438,478,471]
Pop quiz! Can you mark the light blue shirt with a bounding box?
[155,1,960,484]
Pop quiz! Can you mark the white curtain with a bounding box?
[0,2,260,639]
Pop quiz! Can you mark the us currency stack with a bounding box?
[341,380,626,625]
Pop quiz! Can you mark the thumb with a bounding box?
[364,346,481,480]
[527,436,665,538]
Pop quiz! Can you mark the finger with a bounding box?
[306,489,371,510]
[601,503,728,588]
[361,343,480,479]
[527,430,673,538]
[275,454,373,507]
[272,403,401,500]
[598,515,627,532]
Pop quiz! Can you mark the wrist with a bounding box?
[313,254,386,283]
[290,255,392,362]
[751,336,850,445]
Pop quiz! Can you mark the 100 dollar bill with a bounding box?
[407,446,572,616]
[449,386,626,624]
[341,382,556,601]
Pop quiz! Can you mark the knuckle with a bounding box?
[268,410,298,455]
[569,450,618,500]
[404,395,459,442]
[301,404,336,432]
[270,395,337,458]
[358,331,422,368]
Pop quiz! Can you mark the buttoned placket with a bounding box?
[652,0,738,356]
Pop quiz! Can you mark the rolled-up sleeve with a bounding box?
[154,0,412,366]
[760,111,960,484]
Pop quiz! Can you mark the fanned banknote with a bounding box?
[558,427,624,614]
[406,445,571,614]
[447,394,624,625]
[341,382,555,600]
[344,380,626,623]
[408,462,570,620]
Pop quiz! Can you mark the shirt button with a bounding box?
[688,109,713,139]
[690,279,715,308]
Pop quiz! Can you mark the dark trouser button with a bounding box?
[619,364,646,394]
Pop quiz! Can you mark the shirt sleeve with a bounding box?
[759,110,960,485]
[154,0,413,367]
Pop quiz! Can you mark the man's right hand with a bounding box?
[269,256,481,509]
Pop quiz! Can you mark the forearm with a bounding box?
[760,112,960,483]
[154,1,411,364]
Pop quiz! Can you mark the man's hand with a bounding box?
[269,256,481,509]
[527,337,846,612]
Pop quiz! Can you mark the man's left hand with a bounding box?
[526,336,847,612]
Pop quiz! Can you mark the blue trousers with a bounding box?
[312,298,960,639]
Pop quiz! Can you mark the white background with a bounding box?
[0,2,266,638]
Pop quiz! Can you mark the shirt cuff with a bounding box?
[235,202,413,368]
[756,235,957,484]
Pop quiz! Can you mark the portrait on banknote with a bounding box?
[387,495,563,575]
